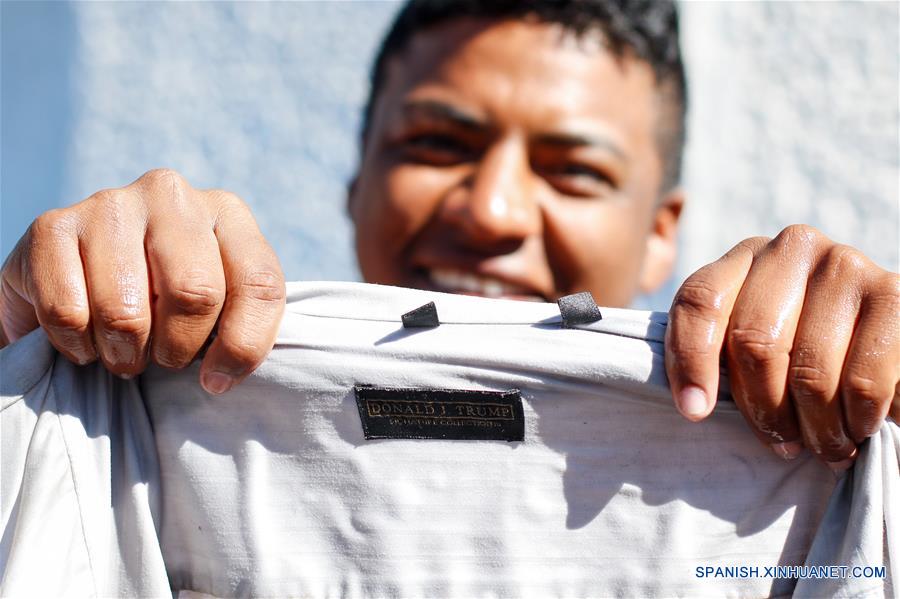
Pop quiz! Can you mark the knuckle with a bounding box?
[152,343,198,370]
[821,244,867,279]
[787,364,833,402]
[672,278,726,318]
[870,274,900,306]
[96,308,151,339]
[732,236,770,257]
[89,188,121,207]
[210,190,245,210]
[42,303,90,333]
[844,372,891,406]
[210,190,253,223]
[29,209,74,243]
[139,168,188,191]
[669,339,717,360]
[89,188,139,217]
[217,336,262,370]
[727,326,787,368]
[168,276,225,316]
[776,224,821,249]
[236,270,286,304]
[666,286,722,358]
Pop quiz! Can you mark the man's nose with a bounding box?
[442,138,541,247]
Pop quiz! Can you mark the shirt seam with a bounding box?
[283,311,664,343]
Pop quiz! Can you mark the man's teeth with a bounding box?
[428,268,526,298]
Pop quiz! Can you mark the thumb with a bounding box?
[665,239,764,421]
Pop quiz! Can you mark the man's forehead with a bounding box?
[375,17,658,139]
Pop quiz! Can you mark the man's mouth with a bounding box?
[424,267,546,302]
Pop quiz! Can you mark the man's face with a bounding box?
[349,18,682,306]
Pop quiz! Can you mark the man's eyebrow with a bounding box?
[532,131,627,159]
[401,100,488,132]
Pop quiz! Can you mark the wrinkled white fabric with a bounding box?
[1,282,897,598]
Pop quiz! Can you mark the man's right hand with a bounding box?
[0,169,286,394]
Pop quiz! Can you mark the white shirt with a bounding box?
[2,282,897,597]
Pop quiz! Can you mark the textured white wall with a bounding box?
[65,1,399,283]
[672,1,899,309]
[2,1,897,309]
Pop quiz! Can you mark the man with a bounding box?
[0,0,897,474]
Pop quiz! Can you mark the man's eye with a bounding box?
[402,134,473,165]
[539,163,615,197]
[558,164,610,181]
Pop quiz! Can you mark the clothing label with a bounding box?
[354,386,524,442]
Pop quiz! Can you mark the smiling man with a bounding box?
[351,6,684,310]
[0,0,897,475]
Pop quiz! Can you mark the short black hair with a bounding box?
[361,0,687,193]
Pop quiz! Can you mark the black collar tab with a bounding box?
[557,292,602,328]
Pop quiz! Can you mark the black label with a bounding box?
[354,386,524,442]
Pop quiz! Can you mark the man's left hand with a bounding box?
[665,224,899,471]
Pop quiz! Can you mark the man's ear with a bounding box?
[638,188,684,294]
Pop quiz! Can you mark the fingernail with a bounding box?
[202,371,234,395]
[118,373,134,380]
[677,385,709,419]
[827,458,854,474]
[771,441,803,460]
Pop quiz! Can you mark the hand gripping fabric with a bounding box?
[2,282,897,598]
